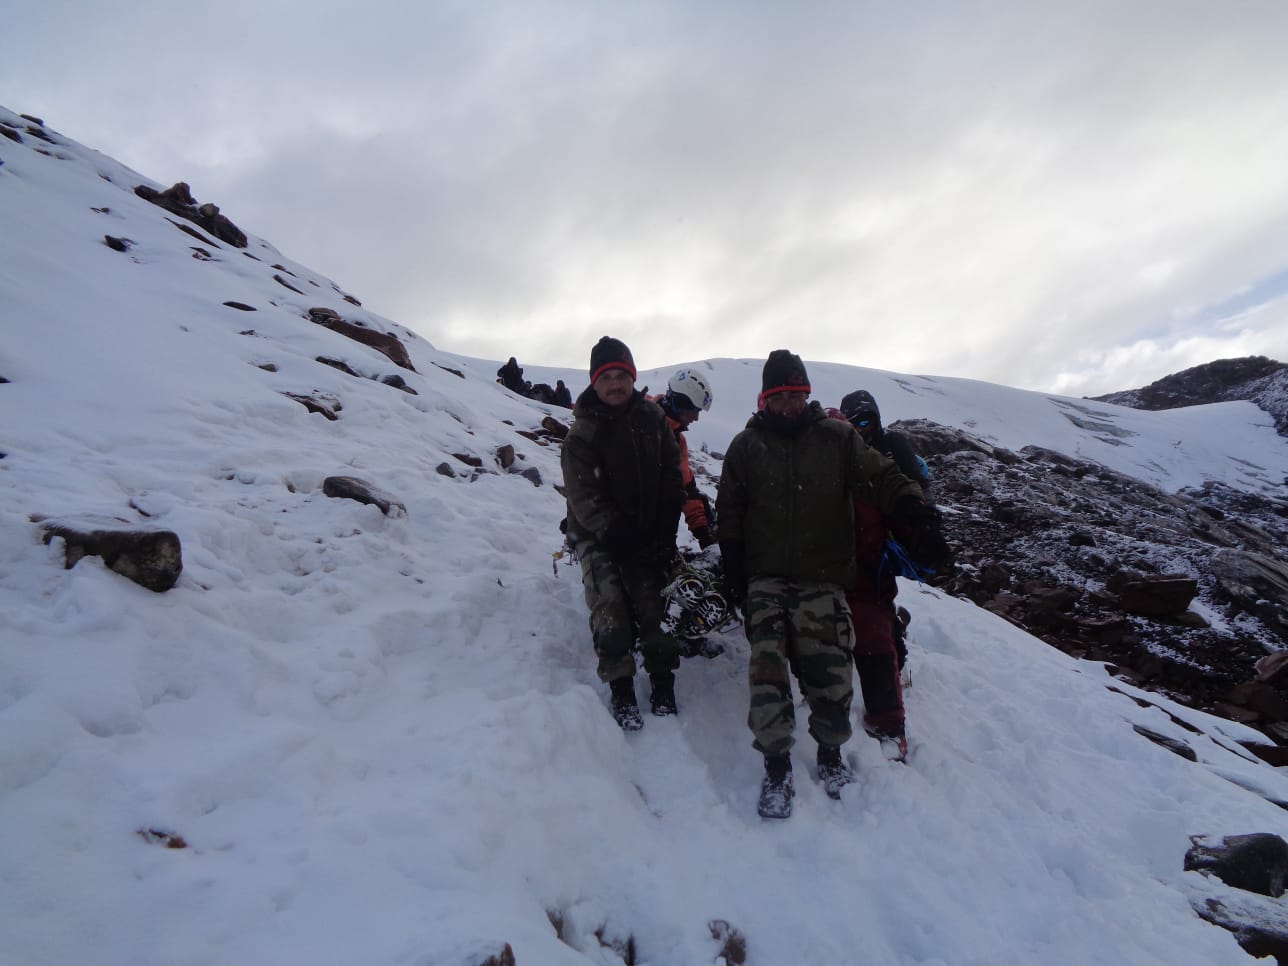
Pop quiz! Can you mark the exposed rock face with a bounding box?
[1187,833,1288,961]
[40,519,183,592]
[899,419,1288,744]
[1092,356,1288,437]
[133,182,248,249]
[307,307,416,372]
[1187,833,1288,897]
[1210,549,1288,640]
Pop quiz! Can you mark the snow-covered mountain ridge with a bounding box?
[1092,356,1288,437]
[5,106,1288,965]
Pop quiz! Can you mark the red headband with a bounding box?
[591,361,637,384]
[760,383,811,399]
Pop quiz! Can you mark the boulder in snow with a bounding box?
[41,518,183,592]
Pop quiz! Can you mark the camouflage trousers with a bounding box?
[745,576,855,757]
[578,545,680,683]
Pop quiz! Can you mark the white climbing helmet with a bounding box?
[666,369,713,412]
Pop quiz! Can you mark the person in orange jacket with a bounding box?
[650,369,717,549]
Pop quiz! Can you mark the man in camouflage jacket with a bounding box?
[562,337,686,731]
[717,350,949,818]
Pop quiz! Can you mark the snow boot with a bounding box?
[817,744,855,799]
[649,672,677,717]
[866,725,908,763]
[757,754,794,819]
[609,677,643,732]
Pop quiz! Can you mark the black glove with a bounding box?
[692,526,716,549]
[908,525,953,573]
[894,496,953,573]
[719,539,748,608]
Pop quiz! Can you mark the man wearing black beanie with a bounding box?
[716,349,949,818]
[562,337,687,730]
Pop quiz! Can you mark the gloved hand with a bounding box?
[692,526,716,549]
[908,525,953,573]
[894,496,953,573]
[719,539,748,608]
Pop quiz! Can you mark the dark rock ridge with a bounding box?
[1091,356,1288,437]
[307,307,417,373]
[896,418,1288,750]
[133,182,249,249]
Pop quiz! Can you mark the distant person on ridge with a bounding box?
[552,379,573,408]
[561,337,686,730]
[649,369,717,550]
[497,356,527,395]
[717,351,949,818]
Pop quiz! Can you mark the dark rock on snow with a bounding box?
[307,307,417,373]
[134,182,248,249]
[1186,833,1288,898]
[322,476,406,517]
[40,519,183,592]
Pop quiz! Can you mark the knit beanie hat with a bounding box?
[760,349,811,398]
[589,336,637,383]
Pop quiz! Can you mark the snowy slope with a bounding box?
[4,107,1288,965]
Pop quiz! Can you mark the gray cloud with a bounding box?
[6,0,1288,394]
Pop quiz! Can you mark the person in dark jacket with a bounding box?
[561,337,686,730]
[839,390,937,742]
[717,351,948,818]
[497,357,527,395]
[839,390,930,499]
[552,379,573,408]
[827,394,936,761]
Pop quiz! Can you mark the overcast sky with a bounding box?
[7,1,1288,395]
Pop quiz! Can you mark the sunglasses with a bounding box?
[850,417,874,428]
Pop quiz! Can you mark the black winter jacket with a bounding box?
[561,386,685,561]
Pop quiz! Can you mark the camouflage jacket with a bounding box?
[717,402,925,587]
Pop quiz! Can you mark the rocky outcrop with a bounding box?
[1092,356,1288,437]
[899,419,1288,746]
[307,308,416,373]
[39,518,183,592]
[1210,549,1288,640]
[133,182,248,249]
[1187,833,1288,962]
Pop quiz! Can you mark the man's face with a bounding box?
[593,368,635,407]
[673,407,700,429]
[765,391,808,419]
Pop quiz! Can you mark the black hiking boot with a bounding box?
[817,744,856,799]
[649,672,677,716]
[757,754,794,819]
[609,677,643,732]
